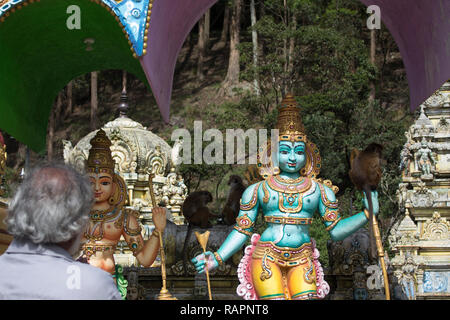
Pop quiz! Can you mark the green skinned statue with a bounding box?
[191,95,379,300]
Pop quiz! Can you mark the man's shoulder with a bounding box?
[74,260,113,282]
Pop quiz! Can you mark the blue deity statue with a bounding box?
[192,95,379,300]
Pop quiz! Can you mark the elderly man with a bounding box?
[0,163,121,300]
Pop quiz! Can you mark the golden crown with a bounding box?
[87,129,115,175]
[257,94,321,180]
[276,94,307,143]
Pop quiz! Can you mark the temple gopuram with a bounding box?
[390,80,450,300]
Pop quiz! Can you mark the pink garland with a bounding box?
[236,233,260,300]
[311,239,330,299]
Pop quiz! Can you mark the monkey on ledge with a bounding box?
[191,95,380,300]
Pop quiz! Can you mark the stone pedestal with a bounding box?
[327,228,387,300]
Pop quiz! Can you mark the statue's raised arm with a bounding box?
[317,182,379,241]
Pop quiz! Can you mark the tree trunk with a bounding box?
[204,9,210,52]
[250,0,260,95]
[47,109,55,161]
[287,12,297,93]
[369,29,376,105]
[122,70,127,91]
[90,71,98,130]
[197,15,206,81]
[54,91,63,123]
[282,0,288,95]
[223,0,241,89]
[65,81,73,118]
[217,4,230,49]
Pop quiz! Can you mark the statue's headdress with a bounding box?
[258,94,321,179]
[87,129,116,175]
[276,94,308,143]
[86,129,127,207]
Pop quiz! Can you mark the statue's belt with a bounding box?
[81,243,117,258]
[264,216,313,225]
[252,241,313,267]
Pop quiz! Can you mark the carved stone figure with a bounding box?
[396,183,409,211]
[399,143,412,176]
[161,170,188,215]
[415,139,436,178]
[399,254,418,300]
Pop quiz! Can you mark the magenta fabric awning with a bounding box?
[139,0,217,123]
[140,0,450,122]
[355,1,449,110]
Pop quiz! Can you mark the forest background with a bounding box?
[1,0,416,267]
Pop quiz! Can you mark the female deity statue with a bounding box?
[192,95,379,300]
[80,130,167,277]
[415,139,436,177]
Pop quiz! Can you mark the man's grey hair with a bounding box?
[6,162,93,244]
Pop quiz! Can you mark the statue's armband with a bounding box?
[239,181,261,211]
[318,183,339,209]
[123,209,144,255]
[318,184,341,232]
[323,208,342,231]
[234,182,261,237]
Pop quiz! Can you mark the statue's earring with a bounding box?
[108,182,118,205]
[273,167,280,175]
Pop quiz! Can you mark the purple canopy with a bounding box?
[141,0,450,122]
[361,0,450,111]
[140,0,216,123]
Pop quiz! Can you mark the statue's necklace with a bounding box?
[266,175,314,213]
[85,206,121,241]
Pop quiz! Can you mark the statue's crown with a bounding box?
[276,94,307,142]
[87,129,115,174]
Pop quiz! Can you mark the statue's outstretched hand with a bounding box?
[363,190,379,216]
[191,251,218,274]
[152,207,167,232]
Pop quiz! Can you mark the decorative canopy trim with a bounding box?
[0,0,153,57]
[101,0,154,57]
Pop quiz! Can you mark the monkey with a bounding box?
[181,190,214,274]
[222,175,246,225]
[182,190,214,227]
[348,143,383,260]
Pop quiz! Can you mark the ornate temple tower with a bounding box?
[390,81,450,299]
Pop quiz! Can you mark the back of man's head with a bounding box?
[6,162,93,244]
